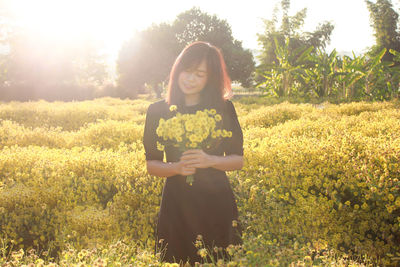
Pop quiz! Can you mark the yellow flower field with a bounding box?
[0,96,399,266]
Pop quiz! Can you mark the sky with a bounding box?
[1,0,397,65]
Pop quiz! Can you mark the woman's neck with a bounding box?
[184,94,200,106]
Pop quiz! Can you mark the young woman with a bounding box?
[143,41,244,265]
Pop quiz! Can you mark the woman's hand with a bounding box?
[174,160,196,176]
[180,149,215,169]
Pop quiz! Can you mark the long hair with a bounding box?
[166,41,232,111]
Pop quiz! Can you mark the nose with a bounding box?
[186,72,195,82]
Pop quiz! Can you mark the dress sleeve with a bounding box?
[223,100,244,156]
[143,103,164,161]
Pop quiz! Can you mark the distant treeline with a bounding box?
[0,0,399,102]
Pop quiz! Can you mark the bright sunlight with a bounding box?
[4,0,145,61]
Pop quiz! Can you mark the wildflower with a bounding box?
[198,248,207,258]
[11,249,24,260]
[232,220,238,227]
[395,197,400,207]
[304,255,312,261]
[195,240,202,248]
[226,244,235,256]
[156,141,165,151]
[169,105,177,112]
[94,257,107,267]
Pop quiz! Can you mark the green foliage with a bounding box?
[172,7,255,87]
[365,0,400,62]
[257,37,313,97]
[256,0,334,69]
[116,7,255,96]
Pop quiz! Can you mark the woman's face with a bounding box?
[178,59,208,97]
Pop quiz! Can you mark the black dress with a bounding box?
[143,99,244,265]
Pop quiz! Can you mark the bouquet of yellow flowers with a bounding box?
[156,104,232,185]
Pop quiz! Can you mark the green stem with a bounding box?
[186,174,194,186]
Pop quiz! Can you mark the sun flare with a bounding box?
[5,0,146,61]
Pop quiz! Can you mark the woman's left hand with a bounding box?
[180,149,215,169]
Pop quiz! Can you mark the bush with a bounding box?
[0,96,399,265]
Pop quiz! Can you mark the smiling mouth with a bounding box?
[184,84,196,90]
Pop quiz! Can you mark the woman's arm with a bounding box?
[208,154,243,171]
[146,149,243,177]
[181,149,244,172]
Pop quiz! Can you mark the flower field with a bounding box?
[0,96,399,266]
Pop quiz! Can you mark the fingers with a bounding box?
[180,153,204,162]
[182,158,200,165]
[182,149,202,155]
[181,166,195,175]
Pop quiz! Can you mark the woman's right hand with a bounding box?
[174,159,196,176]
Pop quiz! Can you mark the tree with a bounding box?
[257,37,313,97]
[303,49,340,98]
[366,0,400,61]
[116,7,255,97]
[365,0,400,97]
[172,7,255,86]
[0,15,108,101]
[4,32,108,101]
[257,0,334,69]
[117,24,179,99]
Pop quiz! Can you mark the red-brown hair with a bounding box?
[166,41,232,110]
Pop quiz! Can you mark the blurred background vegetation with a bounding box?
[0,0,400,102]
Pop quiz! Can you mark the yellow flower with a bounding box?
[195,240,202,248]
[304,256,312,261]
[198,248,207,258]
[232,220,238,227]
[189,134,197,142]
[156,141,165,151]
[215,114,222,121]
[169,105,177,112]
[395,197,400,207]
[210,109,216,115]
[185,121,194,131]
[190,142,197,148]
